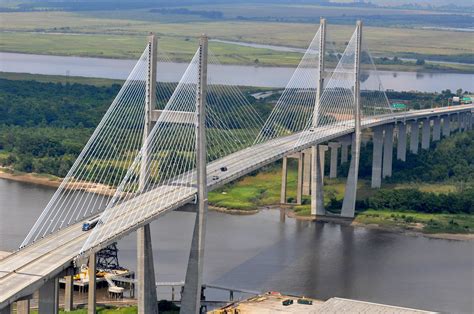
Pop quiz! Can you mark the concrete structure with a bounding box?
[302,151,311,195]
[371,126,383,188]
[397,122,407,161]
[432,117,441,141]
[410,120,419,154]
[311,145,325,216]
[329,142,340,178]
[64,275,74,312]
[137,34,158,314]
[38,277,59,314]
[1,23,473,312]
[421,118,430,149]
[181,34,209,314]
[442,115,451,137]
[341,20,362,218]
[382,124,394,178]
[210,293,434,314]
[88,254,96,314]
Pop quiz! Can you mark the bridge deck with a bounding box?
[0,105,472,308]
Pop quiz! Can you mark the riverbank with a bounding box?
[0,167,116,196]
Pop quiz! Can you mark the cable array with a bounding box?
[296,26,392,146]
[81,45,266,253]
[21,45,173,248]
[254,28,322,144]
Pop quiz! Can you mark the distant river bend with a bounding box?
[1,52,473,92]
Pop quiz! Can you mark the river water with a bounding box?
[1,52,473,92]
[0,179,472,313]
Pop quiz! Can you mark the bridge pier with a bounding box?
[432,117,441,141]
[371,126,383,188]
[88,253,97,314]
[442,115,451,137]
[0,305,11,314]
[382,124,393,178]
[311,145,325,216]
[280,157,288,204]
[38,277,59,314]
[421,118,430,150]
[397,122,407,161]
[64,274,74,312]
[137,226,158,314]
[329,142,340,179]
[341,142,349,164]
[297,152,303,204]
[303,150,311,195]
[409,120,419,154]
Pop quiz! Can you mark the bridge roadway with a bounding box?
[0,105,472,309]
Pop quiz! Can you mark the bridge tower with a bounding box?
[310,18,326,216]
[137,33,159,314]
[341,20,363,218]
[180,34,209,314]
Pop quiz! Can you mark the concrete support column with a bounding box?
[88,254,96,314]
[432,117,441,141]
[421,118,430,150]
[341,132,360,218]
[0,305,11,314]
[382,124,394,178]
[38,277,59,314]
[371,127,383,188]
[341,143,349,164]
[397,122,407,161]
[319,145,328,184]
[181,35,209,314]
[280,157,288,204]
[64,275,74,312]
[137,225,158,314]
[341,20,363,219]
[409,120,419,154]
[302,150,311,195]
[329,143,340,179]
[296,153,303,205]
[311,145,325,216]
[17,300,30,314]
[442,115,451,137]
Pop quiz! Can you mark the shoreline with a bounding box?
[0,168,116,196]
[1,171,472,241]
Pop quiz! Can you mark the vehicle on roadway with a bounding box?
[82,216,101,231]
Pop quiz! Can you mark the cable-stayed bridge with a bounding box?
[1,20,473,314]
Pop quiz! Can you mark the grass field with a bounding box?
[1,11,473,68]
[356,209,474,234]
[208,162,472,234]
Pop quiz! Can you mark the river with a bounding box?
[0,179,472,313]
[1,52,473,92]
